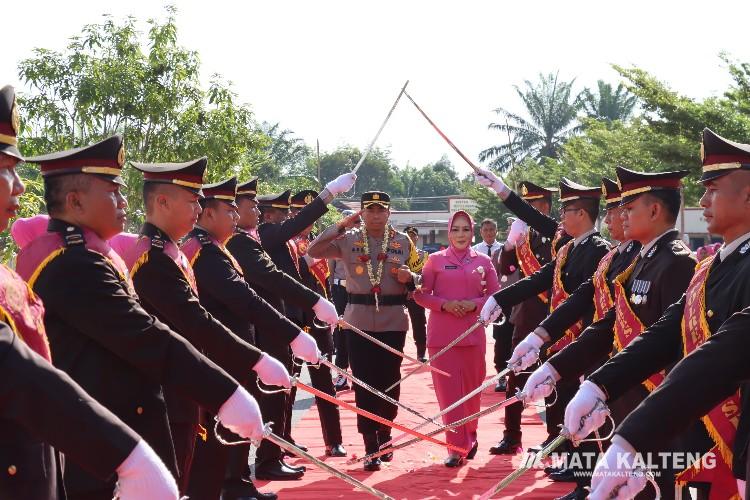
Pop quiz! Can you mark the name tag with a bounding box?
[444,265,458,270]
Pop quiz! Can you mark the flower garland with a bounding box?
[474,265,488,295]
[358,224,391,311]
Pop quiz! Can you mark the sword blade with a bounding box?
[385,319,483,392]
[479,434,568,499]
[381,369,511,449]
[265,431,393,500]
[318,357,443,429]
[340,319,450,377]
[351,394,521,465]
[294,380,467,455]
[352,80,409,175]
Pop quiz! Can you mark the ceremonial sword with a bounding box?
[350,393,523,465]
[385,314,505,392]
[293,379,467,455]
[339,318,450,377]
[351,80,409,175]
[212,420,394,500]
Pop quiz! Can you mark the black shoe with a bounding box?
[222,477,277,500]
[544,465,563,475]
[281,459,305,473]
[495,377,507,392]
[380,450,394,462]
[333,374,350,391]
[363,457,382,471]
[554,486,588,500]
[416,346,426,362]
[489,438,521,455]
[253,460,304,481]
[466,441,479,460]
[376,432,393,462]
[444,455,464,467]
[287,440,308,452]
[325,444,347,457]
[549,467,577,483]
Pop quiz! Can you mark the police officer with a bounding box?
[523,167,698,500]
[489,181,556,455]
[404,225,428,361]
[122,161,294,499]
[180,177,320,486]
[289,189,346,457]
[16,137,266,499]
[308,191,424,471]
[0,84,177,500]
[251,172,354,472]
[565,129,750,499]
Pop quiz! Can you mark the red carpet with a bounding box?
[257,333,572,499]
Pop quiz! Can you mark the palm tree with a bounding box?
[480,72,581,172]
[579,80,637,122]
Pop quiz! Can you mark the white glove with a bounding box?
[312,297,339,325]
[115,440,179,500]
[506,218,528,246]
[217,386,265,442]
[508,332,544,373]
[564,380,610,444]
[589,437,647,500]
[252,353,291,389]
[290,331,321,363]
[473,167,507,194]
[521,363,559,404]
[325,172,357,196]
[480,296,502,324]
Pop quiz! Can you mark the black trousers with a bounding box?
[493,320,514,373]
[169,421,197,494]
[405,298,427,355]
[186,415,236,500]
[254,326,293,464]
[346,329,407,435]
[306,325,342,445]
[331,284,349,370]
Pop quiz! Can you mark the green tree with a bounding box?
[480,72,582,171]
[401,156,462,210]
[579,80,638,122]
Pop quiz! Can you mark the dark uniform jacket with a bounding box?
[128,223,264,425]
[0,324,140,500]
[550,230,695,380]
[17,220,238,495]
[588,234,750,476]
[184,227,302,346]
[493,230,611,334]
[225,227,320,315]
[539,240,641,343]
[503,190,560,240]
[258,197,328,323]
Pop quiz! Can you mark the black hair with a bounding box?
[43,174,92,215]
[480,218,497,228]
[644,190,681,224]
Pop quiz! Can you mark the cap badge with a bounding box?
[372,193,380,200]
[700,142,705,162]
[521,185,529,196]
[304,194,314,204]
[117,144,126,167]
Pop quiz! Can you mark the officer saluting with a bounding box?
[308,191,424,471]
[16,137,266,499]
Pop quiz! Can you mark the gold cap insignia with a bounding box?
[372,193,380,200]
[521,184,528,196]
[601,182,606,196]
[304,193,314,204]
[117,144,126,167]
[616,177,622,191]
[10,98,19,135]
[700,142,705,163]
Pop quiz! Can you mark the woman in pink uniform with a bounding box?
[413,210,500,467]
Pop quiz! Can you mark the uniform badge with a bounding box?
[633,294,642,305]
[541,237,548,243]
[390,241,402,249]
[626,242,633,253]
[740,241,750,255]
[304,194,314,204]
[647,245,657,258]
[388,256,401,264]
[10,97,19,135]
[355,265,365,275]
[117,143,126,166]
[354,240,365,248]
[521,184,529,196]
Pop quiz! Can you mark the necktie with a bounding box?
[487,245,492,256]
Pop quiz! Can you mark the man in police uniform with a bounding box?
[122,161,295,499]
[0,85,177,500]
[488,181,556,455]
[308,191,424,471]
[404,225,428,361]
[16,136,267,499]
[564,129,750,499]
[180,177,321,486]
[522,167,698,499]
[479,177,610,449]
[289,189,346,457]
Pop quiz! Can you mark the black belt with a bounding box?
[347,293,407,306]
